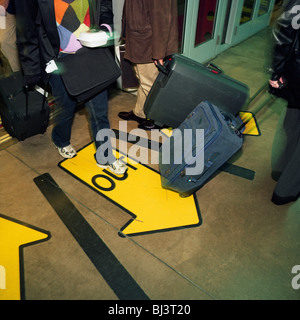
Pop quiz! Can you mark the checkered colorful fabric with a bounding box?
[54,0,90,52]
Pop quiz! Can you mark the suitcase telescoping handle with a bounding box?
[8,86,47,120]
[237,81,274,133]
[23,86,29,120]
[24,86,48,120]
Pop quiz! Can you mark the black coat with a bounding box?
[271,0,300,107]
[15,0,113,82]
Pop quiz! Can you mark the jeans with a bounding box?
[49,71,115,164]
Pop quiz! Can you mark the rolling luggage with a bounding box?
[159,101,244,197]
[0,72,50,141]
[144,54,249,128]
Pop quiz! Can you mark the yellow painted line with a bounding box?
[239,111,260,136]
[0,134,12,143]
[59,144,201,236]
[0,214,50,300]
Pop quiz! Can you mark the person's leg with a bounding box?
[85,89,114,164]
[133,62,159,119]
[271,107,300,204]
[271,107,298,176]
[87,90,127,175]
[49,72,77,152]
[118,62,159,124]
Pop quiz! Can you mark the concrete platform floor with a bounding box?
[0,27,299,301]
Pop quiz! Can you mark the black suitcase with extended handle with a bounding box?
[0,72,50,141]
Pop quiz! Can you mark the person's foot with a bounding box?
[118,111,145,124]
[97,159,128,175]
[271,192,299,205]
[55,144,77,159]
[138,119,161,130]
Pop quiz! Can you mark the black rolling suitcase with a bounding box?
[144,54,249,128]
[0,72,50,141]
[159,101,244,197]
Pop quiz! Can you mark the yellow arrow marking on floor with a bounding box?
[0,214,50,300]
[239,111,261,136]
[59,144,201,237]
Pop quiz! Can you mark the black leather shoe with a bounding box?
[118,111,145,124]
[138,119,161,130]
[271,192,299,205]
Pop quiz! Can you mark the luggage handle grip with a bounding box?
[155,60,169,75]
[206,62,223,74]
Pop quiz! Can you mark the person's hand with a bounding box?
[269,77,285,89]
[23,74,41,87]
[154,59,164,66]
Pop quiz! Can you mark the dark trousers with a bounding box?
[49,71,115,164]
[271,106,300,204]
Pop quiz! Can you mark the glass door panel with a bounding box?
[177,0,187,53]
[253,0,274,32]
[194,0,218,46]
[180,0,274,63]
[230,0,258,45]
[240,0,256,25]
[182,0,233,63]
[258,0,271,16]
[230,0,275,45]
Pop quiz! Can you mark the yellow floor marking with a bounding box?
[59,144,201,236]
[239,112,260,136]
[0,214,50,300]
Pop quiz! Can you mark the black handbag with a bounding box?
[56,0,120,103]
[57,47,121,102]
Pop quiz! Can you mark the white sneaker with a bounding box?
[97,159,127,175]
[56,144,77,159]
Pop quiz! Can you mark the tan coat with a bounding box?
[122,0,178,64]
